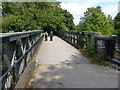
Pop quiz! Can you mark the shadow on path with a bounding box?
[30,36,118,88]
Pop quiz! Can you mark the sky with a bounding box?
[59,0,120,25]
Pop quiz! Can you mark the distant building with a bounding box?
[119,1,120,13]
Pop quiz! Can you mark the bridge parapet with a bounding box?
[0,30,44,89]
[94,35,120,64]
[57,30,120,64]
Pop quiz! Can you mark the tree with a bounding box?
[2,2,75,33]
[62,10,75,30]
[76,6,114,35]
[114,13,120,36]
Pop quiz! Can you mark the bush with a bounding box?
[81,38,107,64]
[86,41,95,57]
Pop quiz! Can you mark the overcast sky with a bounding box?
[59,0,120,25]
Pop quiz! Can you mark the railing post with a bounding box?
[81,32,85,48]
[88,34,91,42]
[95,36,117,61]
[105,39,116,59]
[70,31,72,43]
[73,32,75,44]
[76,31,79,45]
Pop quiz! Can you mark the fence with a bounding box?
[57,30,120,64]
[0,30,44,89]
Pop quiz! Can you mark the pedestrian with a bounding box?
[44,31,48,41]
[50,31,53,41]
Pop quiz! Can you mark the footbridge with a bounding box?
[0,30,120,89]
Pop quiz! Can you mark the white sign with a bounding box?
[97,40,105,49]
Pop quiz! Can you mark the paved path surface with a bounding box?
[30,36,119,88]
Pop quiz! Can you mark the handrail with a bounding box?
[57,30,120,64]
[1,30,44,89]
[0,30,42,38]
[0,30,43,43]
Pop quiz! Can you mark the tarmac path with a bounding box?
[30,36,119,88]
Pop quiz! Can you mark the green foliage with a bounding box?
[100,50,107,60]
[2,14,15,32]
[81,38,107,64]
[114,13,120,36]
[86,40,95,57]
[2,2,75,32]
[76,6,115,35]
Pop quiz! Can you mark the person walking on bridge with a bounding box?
[44,31,48,41]
[50,31,53,41]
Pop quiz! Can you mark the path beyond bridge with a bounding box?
[30,36,118,88]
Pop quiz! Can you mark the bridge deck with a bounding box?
[30,36,118,88]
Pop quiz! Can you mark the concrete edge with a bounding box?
[14,61,36,88]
